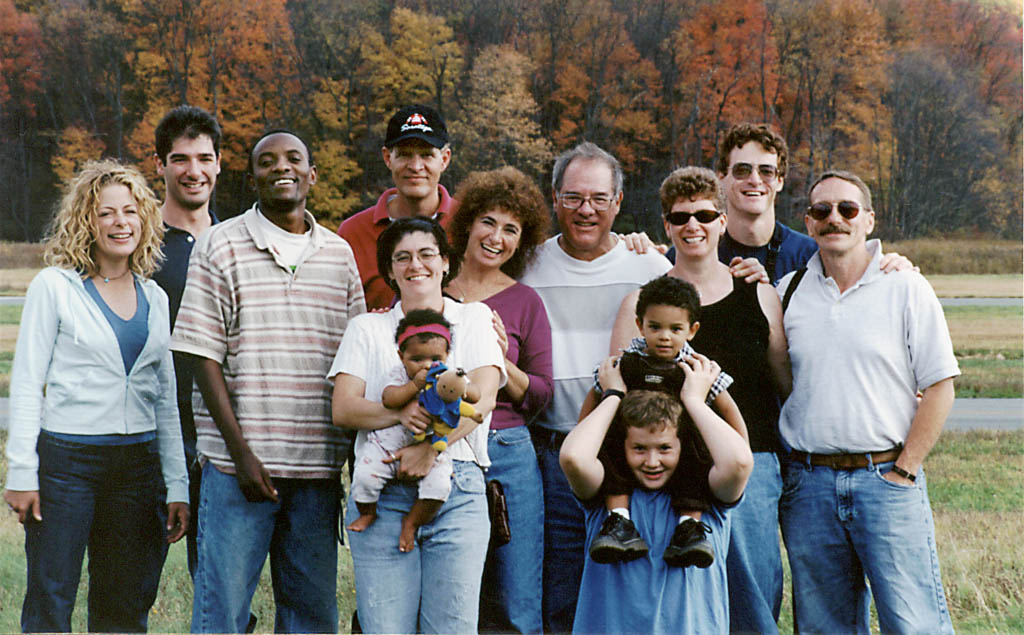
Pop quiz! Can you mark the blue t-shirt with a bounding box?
[574,489,732,633]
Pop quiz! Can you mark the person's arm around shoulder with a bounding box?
[609,289,641,355]
[757,281,792,400]
[886,376,954,485]
[879,250,917,274]
[680,353,753,504]
[727,257,770,284]
[561,357,623,501]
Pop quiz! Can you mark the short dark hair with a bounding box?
[717,123,789,178]
[155,105,221,163]
[659,166,725,216]
[449,167,551,279]
[635,275,701,324]
[376,217,461,295]
[552,141,623,195]
[809,170,873,211]
[395,308,453,353]
[247,128,314,175]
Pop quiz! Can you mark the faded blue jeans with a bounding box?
[22,431,168,633]
[727,451,784,633]
[347,459,490,633]
[780,457,954,634]
[191,463,340,634]
[479,426,544,633]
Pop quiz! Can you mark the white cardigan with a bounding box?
[5,267,188,503]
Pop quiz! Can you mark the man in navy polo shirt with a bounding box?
[152,104,222,577]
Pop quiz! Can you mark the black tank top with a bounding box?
[691,277,780,453]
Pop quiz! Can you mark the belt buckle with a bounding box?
[823,454,841,470]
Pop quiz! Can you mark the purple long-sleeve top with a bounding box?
[481,282,553,430]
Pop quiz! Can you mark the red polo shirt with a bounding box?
[338,185,456,310]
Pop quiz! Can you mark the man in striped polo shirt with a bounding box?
[172,130,365,634]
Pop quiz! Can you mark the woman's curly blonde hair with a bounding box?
[44,159,165,278]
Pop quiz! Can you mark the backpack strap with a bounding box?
[782,267,807,314]
[765,223,785,284]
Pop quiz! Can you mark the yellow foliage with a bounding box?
[50,127,105,183]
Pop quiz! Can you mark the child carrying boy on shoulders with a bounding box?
[560,356,752,633]
[577,275,746,568]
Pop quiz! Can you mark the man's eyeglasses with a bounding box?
[665,210,722,226]
[558,193,615,211]
[807,201,862,221]
[729,163,779,180]
[392,248,441,266]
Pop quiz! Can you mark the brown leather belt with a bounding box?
[789,447,901,470]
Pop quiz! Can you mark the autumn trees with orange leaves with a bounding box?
[0,0,1019,242]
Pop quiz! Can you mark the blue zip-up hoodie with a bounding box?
[5,267,187,503]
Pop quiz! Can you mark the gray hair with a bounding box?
[809,170,873,211]
[551,141,624,195]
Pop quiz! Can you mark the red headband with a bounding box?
[398,324,451,348]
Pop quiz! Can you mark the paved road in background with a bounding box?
[0,397,1020,432]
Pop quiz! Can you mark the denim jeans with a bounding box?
[191,463,340,634]
[22,431,168,633]
[727,451,783,633]
[347,459,490,633]
[534,432,585,634]
[780,458,954,634]
[479,426,544,633]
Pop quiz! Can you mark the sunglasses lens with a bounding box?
[838,201,860,219]
[758,166,778,179]
[730,163,752,179]
[667,210,720,225]
[808,203,832,220]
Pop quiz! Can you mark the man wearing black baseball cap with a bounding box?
[339,104,455,309]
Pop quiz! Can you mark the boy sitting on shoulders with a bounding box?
[560,355,752,633]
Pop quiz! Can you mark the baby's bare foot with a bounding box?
[347,514,376,533]
[399,519,417,552]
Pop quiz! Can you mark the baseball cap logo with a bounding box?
[402,113,433,133]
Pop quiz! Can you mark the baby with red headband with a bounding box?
[347,309,456,552]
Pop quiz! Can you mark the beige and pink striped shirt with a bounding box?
[171,205,365,479]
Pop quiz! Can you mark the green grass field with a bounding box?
[1,430,1019,632]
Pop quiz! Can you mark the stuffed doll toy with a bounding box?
[414,361,484,451]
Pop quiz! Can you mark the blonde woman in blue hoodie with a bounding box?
[3,159,189,633]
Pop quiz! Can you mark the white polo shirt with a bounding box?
[778,240,960,454]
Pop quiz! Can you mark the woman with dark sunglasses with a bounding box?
[608,166,793,629]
